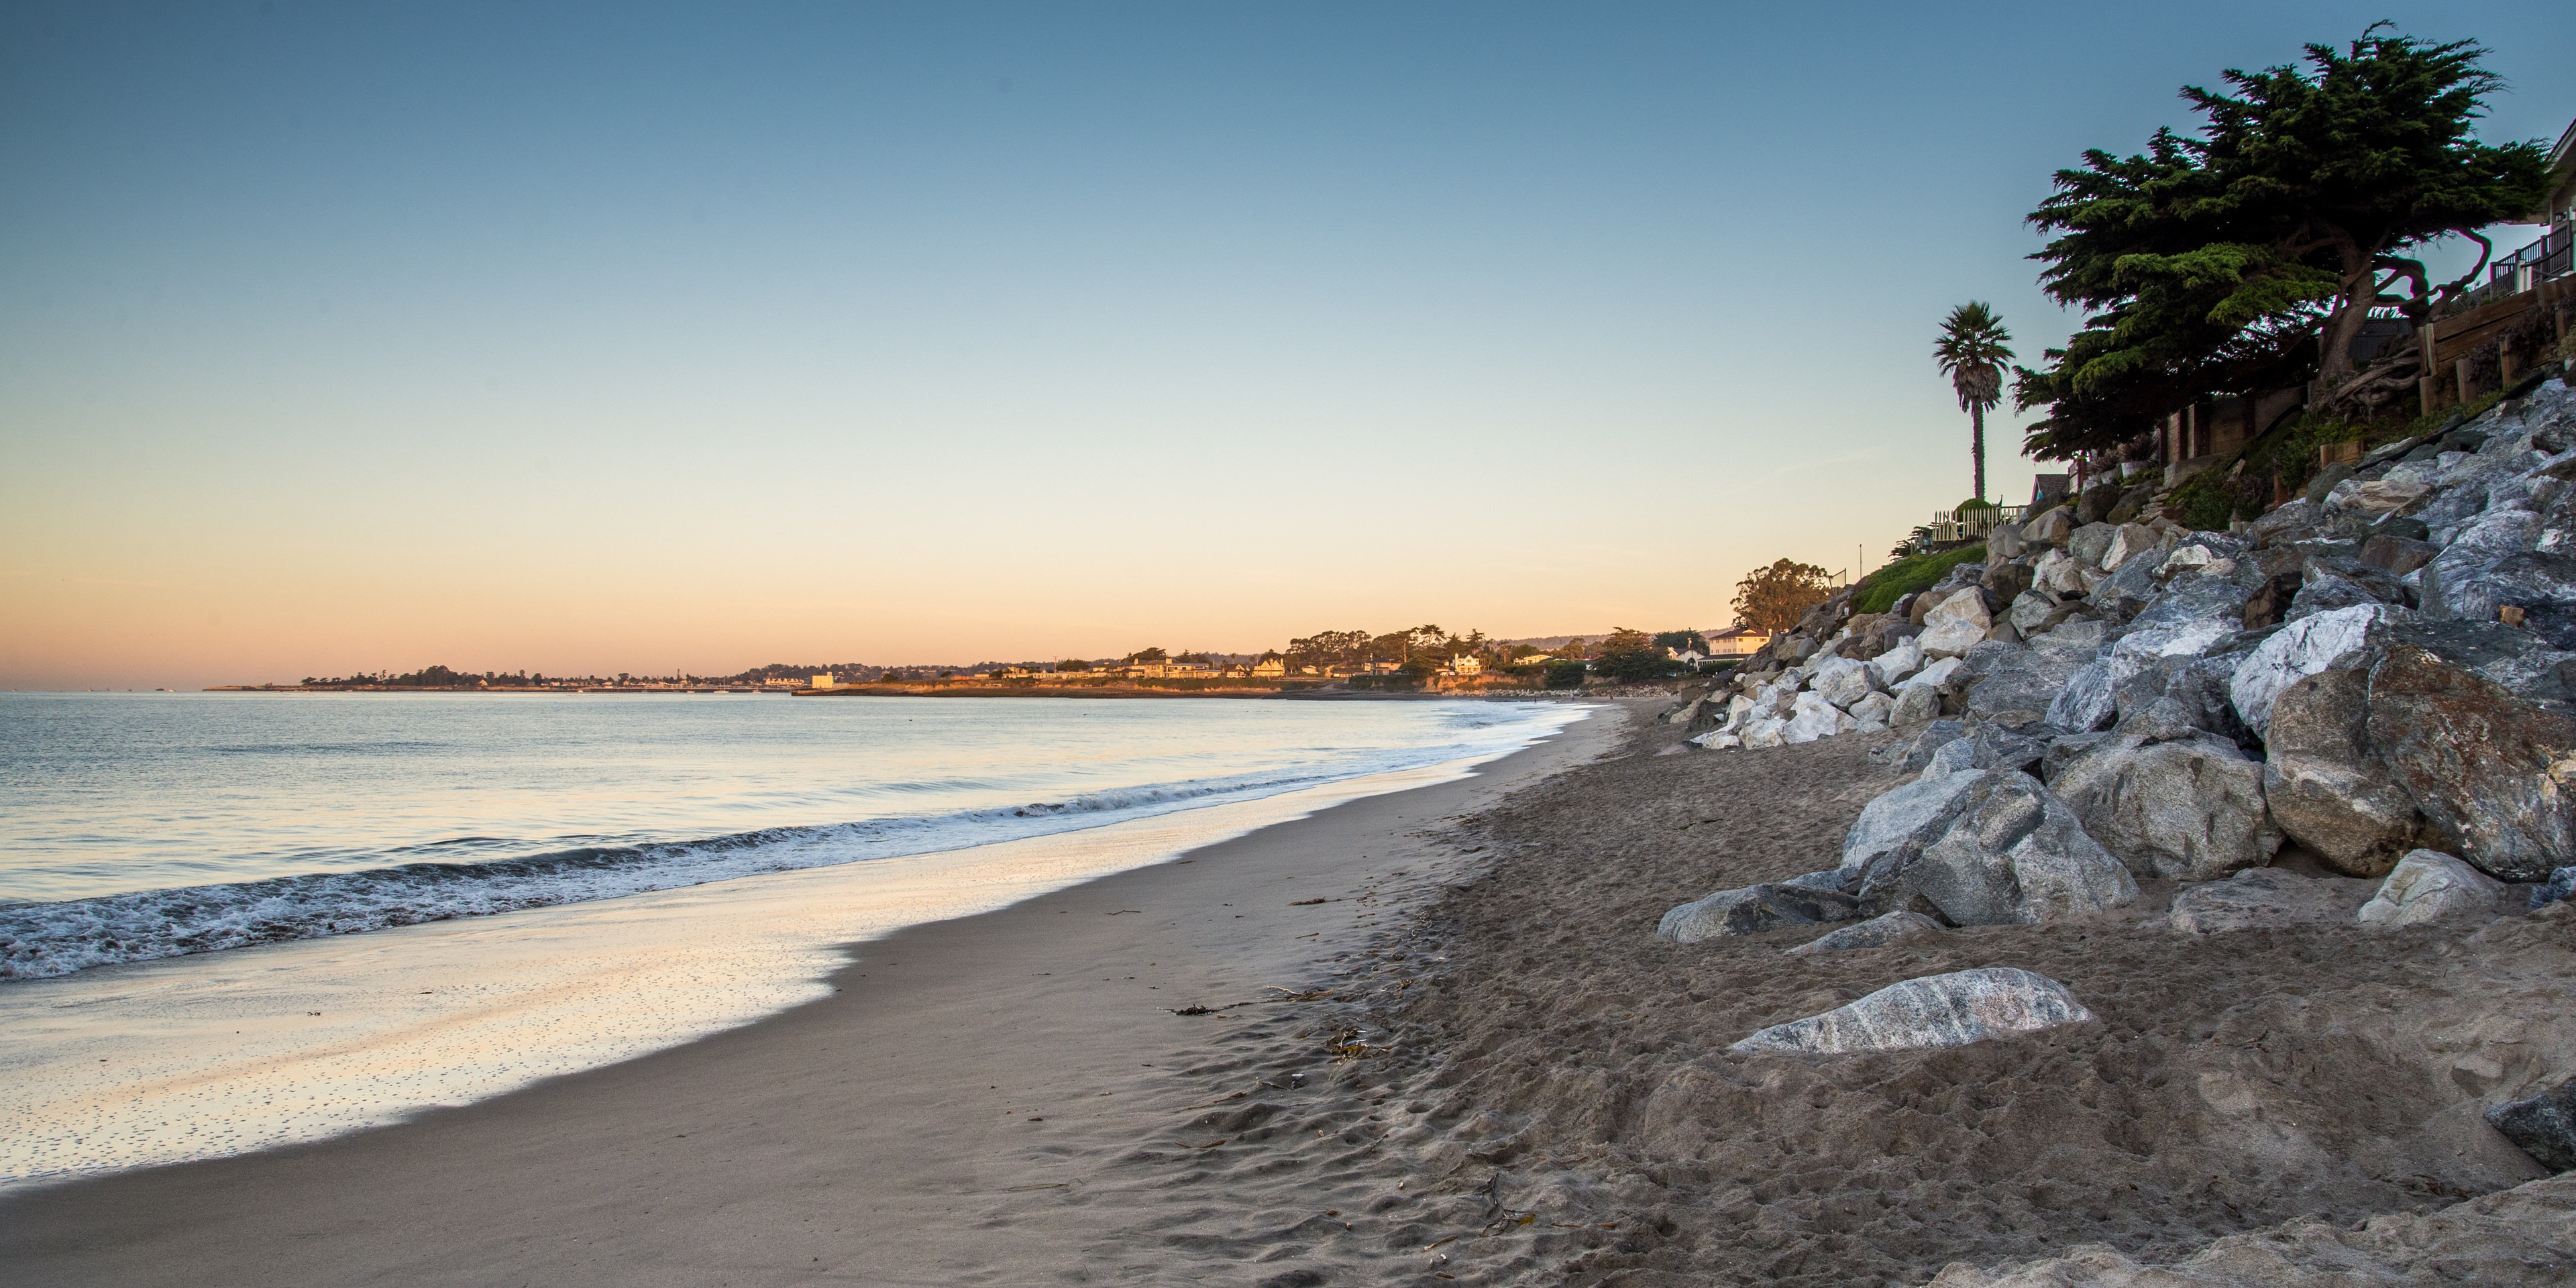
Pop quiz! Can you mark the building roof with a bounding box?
[2536,117,2576,223]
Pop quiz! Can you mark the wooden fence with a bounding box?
[2420,274,2573,413]
[1925,504,2029,546]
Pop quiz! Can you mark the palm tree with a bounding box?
[1933,303,2015,503]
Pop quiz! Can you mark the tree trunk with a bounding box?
[2318,233,2379,386]
[2320,292,2374,386]
[1970,402,1987,503]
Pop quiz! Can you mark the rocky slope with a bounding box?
[1642,373,2576,1269]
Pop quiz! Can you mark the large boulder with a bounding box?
[2536,866,2576,910]
[2110,576,2253,683]
[2356,849,2505,927]
[2326,475,2434,519]
[2363,643,2576,881]
[2030,618,2112,653]
[2068,523,2117,568]
[2006,588,2075,635]
[2035,548,2094,598]
[1875,718,1966,772]
[2167,868,2352,934]
[1854,770,2140,926]
[1962,722,2049,775]
[1847,690,1896,731]
[2046,659,2118,732]
[2361,533,2439,577]
[2229,603,2396,739]
[2076,483,2121,526]
[1898,655,1964,693]
[2156,543,2236,580]
[1839,764,1986,871]
[1888,684,1942,727]
[1811,656,1879,710]
[2288,566,2394,621]
[1962,647,2088,727]
[2025,506,2076,545]
[2048,735,2282,881]
[1919,588,1994,658]
[2098,523,2163,572]
[1657,881,1863,943]
[1784,910,1945,956]
[2261,668,2425,877]
[2423,548,2576,649]
[2246,498,2324,546]
[1874,636,1928,685]
[1844,612,1919,662]
[1728,967,2094,1055]
[1781,690,1860,744]
[2486,1079,2576,1173]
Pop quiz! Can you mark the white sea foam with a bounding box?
[0,694,1575,981]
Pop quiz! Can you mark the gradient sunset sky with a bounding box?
[3,1,2567,688]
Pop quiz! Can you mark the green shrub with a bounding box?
[2408,390,2502,439]
[1542,660,1589,690]
[1853,546,1986,615]
[1594,649,1682,683]
[1953,498,2000,519]
[2162,470,2238,531]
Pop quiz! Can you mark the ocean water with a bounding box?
[0,692,1574,981]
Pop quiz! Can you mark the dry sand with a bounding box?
[7,697,2575,1286]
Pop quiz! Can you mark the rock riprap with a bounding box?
[1728,967,2094,1054]
[1851,770,2139,927]
[1656,880,1860,943]
[2485,1079,2576,1172]
[2356,849,2506,928]
[1660,378,2576,941]
[2048,735,2282,881]
[1784,910,1945,955]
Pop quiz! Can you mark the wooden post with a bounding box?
[2420,316,2439,415]
[2458,357,2473,405]
[2503,334,2520,386]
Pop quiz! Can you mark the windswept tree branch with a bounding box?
[2432,230,2496,307]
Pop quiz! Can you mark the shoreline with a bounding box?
[0,702,1631,1285]
[191,684,1589,700]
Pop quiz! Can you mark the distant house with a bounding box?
[1668,649,1706,666]
[1448,655,1483,677]
[995,666,1032,679]
[1704,627,1771,658]
[810,674,837,690]
[1250,657,1287,678]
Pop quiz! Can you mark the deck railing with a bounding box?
[1924,504,2029,547]
[2446,224,2574,315]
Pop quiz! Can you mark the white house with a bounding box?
[1703,628,1772,658]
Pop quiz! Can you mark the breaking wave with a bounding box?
[0,737,1536,981]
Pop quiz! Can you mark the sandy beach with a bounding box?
[11,695,2576,1286]
[0,703,1631,1286]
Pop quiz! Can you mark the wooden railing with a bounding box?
[1925,504,2029,546]
[2418,273,2573,413]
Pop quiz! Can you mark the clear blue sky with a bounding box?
[3,2,2567,685]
